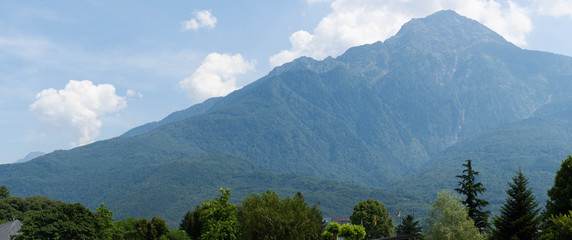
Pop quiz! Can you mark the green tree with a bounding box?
[396,214,422,239]
[541,210,572,240]
[321,222,341,240]
[95,203,115,240]
[455,159,490,231]
[349,199,393,239]
[160,230,189,240]
[122,216,169,240]
[425,191,484,240]
[0,185,9,198]
[491,169,541,240]
[339,223,366,240]
[237,191,322,240]
[15,203,99,239]
[199,188,239,240]
[545,155,572,219]
[180,205,202,240]
[0,187,63,222]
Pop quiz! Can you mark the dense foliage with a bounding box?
[425,191,484,240]
[349,199,393,239]
[321,222,341,240]
[0,153,415,227]
[545,155,572,218]
[455,160,490,231]
[395,214,422,239]
[198,188,239,240]
[0,185,63,222]
[180,205,202,240]
[541,211,572,239]
[237,191,322,239]
[491,169,541,240]
[339,224,366,240]
[15,203,113,239]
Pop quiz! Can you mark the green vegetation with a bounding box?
[180,206,202,240]
[0,153,417,227]
[237,191,322,239]
[541,211,572,239]
[15,203,114,239]
[425,191,484,240]
[455,159,490,231]
[339,224,366,240]
[349,199,393,239]
[198,188,239,240]
[395,215,422,239]
[545,155,572,219]
[491,169,541,240]
[321,222,341,240]
[0,185,63,222]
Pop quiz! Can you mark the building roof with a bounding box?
[0,220,22,240]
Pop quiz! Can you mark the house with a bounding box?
[0,220,22,240]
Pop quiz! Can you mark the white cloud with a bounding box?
[270,0,533,67]
[535,0,572,18]
[179,53,256,103]
[29,80,127,146]
[181,10,217,31]
[126,89,143,98]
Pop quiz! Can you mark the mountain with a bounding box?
[388,103,572,207]
[1,10,572,226]
[13,151,45,164]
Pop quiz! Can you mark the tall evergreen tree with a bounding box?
[491,169,541,240]
[396,214,422,239]
[180,205,202,240]
[455,159,490,231]
[545,155,572,218]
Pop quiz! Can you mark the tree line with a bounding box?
[429,156,572,239]
[1,155,572,239]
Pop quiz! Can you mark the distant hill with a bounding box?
[1,10,572,227]
[0,151,417,227]
[13,151,45,164]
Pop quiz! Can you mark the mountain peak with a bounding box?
[386,10,511,52]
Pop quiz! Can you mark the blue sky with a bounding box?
[1,0,572,163]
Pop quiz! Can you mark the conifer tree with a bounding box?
[491,169,541,240]
[395,214,422,239]
[455,159,490,231]
[545,155,572,218]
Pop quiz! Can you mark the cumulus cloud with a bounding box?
[30,80,127,146]
[181,10,217,31]
[270,0,533,67]
[179,53,256,103]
